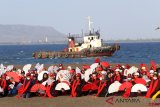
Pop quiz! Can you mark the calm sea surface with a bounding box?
[0,42,160,65]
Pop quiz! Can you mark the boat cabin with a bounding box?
[67,16,103,52]
[68,30,102,52]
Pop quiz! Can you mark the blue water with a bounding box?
[0,42,160,65]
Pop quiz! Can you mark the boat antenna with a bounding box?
[81,29,84,37]
[98,26,101,32]
[87,16,93,32]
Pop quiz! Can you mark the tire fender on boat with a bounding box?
[65,54,68,58]
[46,52,49,58]
[38,53,42,58]
[71,54,75,58]
[32,53,35,57]
[58,54,61,57]
[50,54,54,58]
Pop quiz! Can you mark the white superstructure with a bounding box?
[68,16,103,52]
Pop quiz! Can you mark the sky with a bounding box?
[0,0,160,40]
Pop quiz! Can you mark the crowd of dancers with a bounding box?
[0,58,160,100]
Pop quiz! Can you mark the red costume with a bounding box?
[123,88,131,98]
[1,79,7,89]
[96,80,107,96]
[114,74,121,82]
[146,79,160,98]
[71,80,80,97]
[18,79,31,97]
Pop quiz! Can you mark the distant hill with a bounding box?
[0,24,66,44]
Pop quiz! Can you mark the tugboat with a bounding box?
[33,16,120,59]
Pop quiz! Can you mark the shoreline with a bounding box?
[2,63,153,70]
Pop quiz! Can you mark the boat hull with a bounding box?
[32,44,120,59]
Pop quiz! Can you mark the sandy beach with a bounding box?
[0,96,156,107]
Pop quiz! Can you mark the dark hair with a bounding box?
[156,68,160,73]
[21,71,25,74]
[43,73,49,81]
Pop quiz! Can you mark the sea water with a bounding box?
[0,42,160,65]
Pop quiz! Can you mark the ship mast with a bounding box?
[87,16,93,32]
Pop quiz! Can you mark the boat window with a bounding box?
[91,37,94,40]
[88,37,90,40]
[70,49,72,52]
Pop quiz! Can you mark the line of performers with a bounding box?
[0,60,160,99]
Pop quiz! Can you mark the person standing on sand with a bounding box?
[114,69,122,82]
[45,73,57,98]
[0,74,8,97]
[18,73,34,98]
[146,71,160,98]
[82,72,100,95]
[58,64,64,70]
[122,77,133,98]
[8,77,18,96]
[71,73,85,97]
[19,71,25,83]
[81,65,90,80]
[96,71,107,97]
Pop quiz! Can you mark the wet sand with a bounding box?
[0,96,153,107]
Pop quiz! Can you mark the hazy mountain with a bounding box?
[0,24,66,44]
